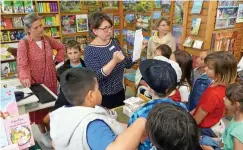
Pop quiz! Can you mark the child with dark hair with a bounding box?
[50,68,146,150]
[128,59,187,150]
[146,103,201,150]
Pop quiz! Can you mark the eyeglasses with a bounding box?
[98,26,113,32]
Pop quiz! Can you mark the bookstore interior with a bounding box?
[1,0,243,150]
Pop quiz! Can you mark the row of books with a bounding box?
[44,27,60,38]
[0,88,34,149]
[37,2,58,13]
[1,31,26,42]
[41,15,60,26]
[1,0,34,14]
[1,17,24,29]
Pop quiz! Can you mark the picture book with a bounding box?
[218,0,239,7]
[190,18,201,35]
[76,35,88,52]
[12,17,23,28]
[102,1,118,10]
[154,0,162,9]
[61,15,76,34]
[236,4,243,23]
[0,88,19,118]
[124,14,135,27]
[183,37,193,47]
[174,0,184,25]
[2,1,13,13]
[172,25,182,45]
[60,0,81,12]
[136,1,152,13]
[3,18,13,29]
[4,114,35,150]
[191,0,203,14]
[114,29,120,39]
[50,27,58,37]
[127,30,135,47]
[161,0,171,13]
[15,31,25,40]
[76,14,88,32]
[1,44,15,61]
[193,40,203,49]
[113,16,120,26]
[13,1,24,13]
[88,7,102,14]
[122,29,127,42]
[0,118,9,148]
[123,0,136,12]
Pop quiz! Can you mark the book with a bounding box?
[127,30,135,47]
[114,29,120,39]
[136,14,151,32]
[61,15,76,34]
[45,16,54,26]
[12,17,23,28]
[76,35,87,52]
[183,37,193,47]
[13,1,24,13]
[123,0,136,12]
[113,16,120,26]
[122,29,127,42]
[124,14,135,27]
[3,18,13,29]
[193,40,203,49]
[3,114,35,150]
[60,0,81,12]
[190,18,201,35]
[0,88,19,118]
[76,14,88,32]
[191,0,203,14]
[154,0,162,9]
[174,1,184,25]
[2,1,13,13]
[2,31,10,42]
[50,27,58,37]
[0,118,9,148]
[161,0,171,13]
[136,1,152,13]
[102,1,118,10]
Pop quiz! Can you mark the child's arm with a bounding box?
[234,137,243,150]
[193,107,208,125]
[106,118,146,150]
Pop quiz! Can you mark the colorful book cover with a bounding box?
[0,44,15,61]
[114,29,120,39]
[3,18,13,29]
[122,29,127,42]
[113,16,120,26]
[61,15,76,34]
[190,18,201,35]
[154,0,162,9]
[127,30,135,47]
[0,118,9,148]
[45,16,54,26]
[191,0,203,14]
[60,0,81,12]
[102,1,118,10]
[23,0,34,13]
[9,31,17,41]
[236,4,243,23]
[123,0,136,12]
[13,1,24,13]
[76,35,87,52]
[136,1,152,13]
[0,88,19,118]
[183,37,194,47]
[2,31,9,42]
[76,14,88,32]
[12,17,23,28]
[124,14,135,27]
[2,1,13,13]
[50,27,58,37]
[161,0,171,13]
[4,114,35,150]
[174,0,184,25]
[193,40,203,49]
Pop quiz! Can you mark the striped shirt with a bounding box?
[84,39,133,95]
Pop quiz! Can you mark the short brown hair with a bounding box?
[156,44,172,59]
[65,40,81,52]
[88,12,113,34]
[157,17,170,27]
[226,82,243,112]
[205,51,237,86]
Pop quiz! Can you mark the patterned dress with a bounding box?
[17,35,64,124]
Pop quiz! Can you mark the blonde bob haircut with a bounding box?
[204,51,237,86]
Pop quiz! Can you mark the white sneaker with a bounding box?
[40,132,53,148]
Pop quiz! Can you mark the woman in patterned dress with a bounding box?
[17,13,64,148]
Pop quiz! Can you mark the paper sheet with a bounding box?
[132,29,143,62]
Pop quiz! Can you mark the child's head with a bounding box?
[146,103,200,150]
[60,68,102,107]
[224,82,243,115]
[139,59,177,98]
[174,50,193,87]
[196,51,208,69]
[65,40,82,64]
[154,44,172,59]
[204,51,237,85]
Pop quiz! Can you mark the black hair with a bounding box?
[60,68,97,106]
[156,44,172,59]
[146,103,200,150]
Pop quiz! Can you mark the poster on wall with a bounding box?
[236,4,243,23]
